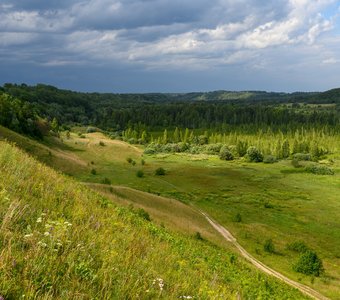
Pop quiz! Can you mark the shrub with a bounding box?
[144,147,156,155]
[86,127,97,133]
[291,159,301,168]
[233,213,242,223]
[90,168,97,175]
[205,143,223,155]
[155,167,166,176]
[141,159,145,166]
[131,160,136,166]
[293,250,324,276]
[305,164,334,175]
[263,155,277,164]
[219,146,234,161]
[286,241,309,253]
[126,157,133,164]
[137,208,151,221]
[236,140,248,157]
[264,239,275,253]
[293,153,311,161]
[136,170,144,178]
[99,141,105,146]
[246,146,264,162]
[195,232,203,240]
[101,177,111,185]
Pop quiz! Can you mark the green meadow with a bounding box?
[2,127,337,298]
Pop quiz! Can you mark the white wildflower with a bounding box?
[37,241,47,248]
[44,232,50,236]
[36,217,42,223]
[23,234,33,239]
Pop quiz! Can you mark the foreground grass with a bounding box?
[0,141,308,299]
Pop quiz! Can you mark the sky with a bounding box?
[0,0,340,93]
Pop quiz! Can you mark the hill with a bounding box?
[0,140,309,299]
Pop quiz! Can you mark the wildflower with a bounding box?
[36,217,42,223]
[24,234,33,238]
[37,241,47,248]
[44,232,50,236]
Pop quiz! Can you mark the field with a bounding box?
[1,126,339,299]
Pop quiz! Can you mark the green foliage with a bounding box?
[86,126,97,133]
[136,208,151,221]
[90,168,97,175]
[264,239,275,253]
[155,167,166,176]
[236,140,248,157]
[126,157,133,164]
[246,146,264,162]
[101,177,111,185]
[233,213,242,223]
[263,155,277,164]
[141,159,145,166]
[99,141,105,146]
[286,241,310,253]
[194,232,203,240]
[293,250,324,276]
[305,164,334,175]
[136,170,144,178]
[293,153,312,161]
[219,146,234,161]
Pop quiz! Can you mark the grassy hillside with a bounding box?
[0,141,309,299]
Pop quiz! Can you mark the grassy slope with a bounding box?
[53,131,339,299]
[0,141,308,299]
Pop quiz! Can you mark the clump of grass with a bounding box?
[136,170,144,178]
[155,167,166,176]
[91,168,97,175]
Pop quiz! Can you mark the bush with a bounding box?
[293,250,324,276]
[141,159,145,166]
[305,164,334,175]
[264,239,275,253]
[131,160,136,166]
[126,157,133,164]
[86,127,97,133]
[144,147,156,155]
[233,213,242,223]
[137,208,151,221]
[136,170,144,178]
[263,155,277,164]
[246,146,264,162]
[219,146,234,161]
[236,140,248,157]
[99,141,105,146]
[155,167,166,176]
[293,153,311,161]
[286,241,309,253]
[291,159,301,168]
[204,143,223,155]
[101,177,111,185]
[90,168,97,175]
[195,232,203,240]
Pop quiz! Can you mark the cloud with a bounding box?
[0,0,339,91]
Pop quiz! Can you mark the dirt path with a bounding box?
[201,212,330,300]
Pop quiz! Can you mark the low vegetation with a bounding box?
[0,141,308,299]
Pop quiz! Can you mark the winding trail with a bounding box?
[201,212,330,300]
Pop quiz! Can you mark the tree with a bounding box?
[246,146,263,162]
[162,129,168,144]
[281,139,290,159]
[264,239,275,253]
[51,117,59,133]
[293,250,324,276]
[173,127,180,143]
